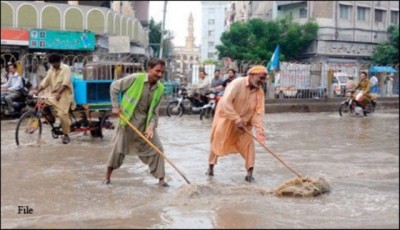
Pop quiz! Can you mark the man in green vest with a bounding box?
[104,58,168,187]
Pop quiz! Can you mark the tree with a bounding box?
[148,17,172,58]
[216,17,318,61]
[371,25,399,65]
[202,59,222,67]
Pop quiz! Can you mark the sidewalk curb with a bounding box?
[158,97,399,115]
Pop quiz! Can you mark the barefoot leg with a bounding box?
[206,164,214,176]
[104,166,113,184]
[158,177,169,187]
[245,167,254,182]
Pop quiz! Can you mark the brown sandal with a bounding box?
[62,135,70,144]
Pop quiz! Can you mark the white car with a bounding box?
[332,72,349,96]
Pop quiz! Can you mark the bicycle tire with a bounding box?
[15,111,42,146]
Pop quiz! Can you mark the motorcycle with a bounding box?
[1,89,34,119]
[166,87,207,117]
[339,90,377,116]
[199,90,221,122]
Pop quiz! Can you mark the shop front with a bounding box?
[1,28,30,66]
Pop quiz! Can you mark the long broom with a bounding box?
[244,129,330,197]
[119,113,191,184]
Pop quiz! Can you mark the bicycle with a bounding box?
[15,95,114,146]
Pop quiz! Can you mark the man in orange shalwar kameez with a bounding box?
[206,65,267,183]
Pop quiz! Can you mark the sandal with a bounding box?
[62,135,70,144]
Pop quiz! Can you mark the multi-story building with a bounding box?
[1,1,150,60]
[170,13,201,83]
[225,1,399,64]
[201,1,228,61]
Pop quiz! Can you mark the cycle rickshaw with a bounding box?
[14,61,143,146]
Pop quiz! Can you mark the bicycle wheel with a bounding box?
[15,111,42,146]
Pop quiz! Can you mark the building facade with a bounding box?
[170,13,201,83]
[1,0,149,60]
[201,1,228,61]
[224,1,399,64]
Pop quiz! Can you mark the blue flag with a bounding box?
[267,45,280,72]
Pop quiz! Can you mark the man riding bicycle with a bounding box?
[35,53,76,144]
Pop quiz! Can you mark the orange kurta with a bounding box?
[209,76,265,169]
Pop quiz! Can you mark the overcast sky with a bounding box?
[149,1,202,47]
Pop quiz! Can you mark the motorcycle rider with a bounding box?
[210,69,223,89]
[354,71,373,111]
[189,69,210,107]
[211,69,237,96]
[1,63,24,115]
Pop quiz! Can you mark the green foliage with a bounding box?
[149,17,171,58]
[216,17,319,61]
[202,59,221,66]
[372,25,399,65]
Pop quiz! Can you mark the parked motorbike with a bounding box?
[199,90,221,121]
[339,90,377,116]
[1,90,34,119]
[166,87,207,117]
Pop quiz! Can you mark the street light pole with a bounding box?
[159,1,167,59]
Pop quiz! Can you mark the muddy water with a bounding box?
[1,110,399,228]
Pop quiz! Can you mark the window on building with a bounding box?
[208,52,214,58]
[357,6,369,21]
[339,4,352,20]
[208,41,214,47]
[375,9,386,22]
[391,11,399,24]
[288,12,293,20]
[299,8,307,18]
[208,19,215,25]
[208,30,214,36]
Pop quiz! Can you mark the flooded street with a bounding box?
[1,110,399,229]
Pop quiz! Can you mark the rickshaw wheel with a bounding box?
[90,110,112,139]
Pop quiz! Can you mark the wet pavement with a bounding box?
[1,110,399,228]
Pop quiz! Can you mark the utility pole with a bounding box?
[159,1,167,59]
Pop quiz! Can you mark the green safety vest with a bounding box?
[119,73,165,129]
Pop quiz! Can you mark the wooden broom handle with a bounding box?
[244,129,303,179]
[119,113,191,184]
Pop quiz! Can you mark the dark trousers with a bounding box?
[5,90,22,111]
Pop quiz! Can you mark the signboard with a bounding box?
[29,29,95,50]
[108,36,130,53]
[1,28,29,46]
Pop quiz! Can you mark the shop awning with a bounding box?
[369,66,398,73]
